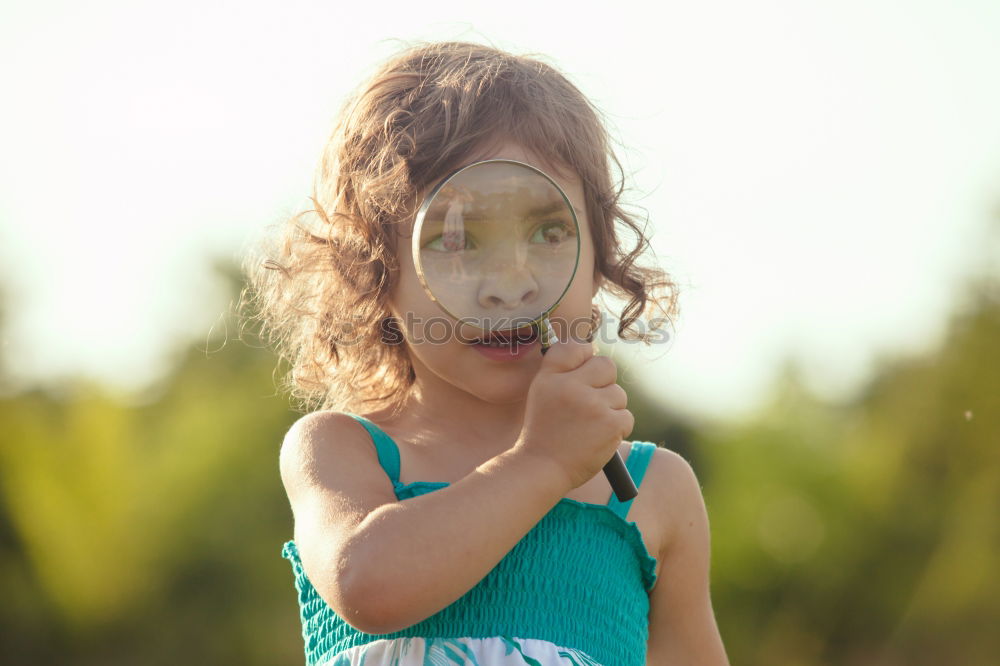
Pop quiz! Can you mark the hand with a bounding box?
[515,337,634,490]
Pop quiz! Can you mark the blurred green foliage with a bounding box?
[0,260,996,665]
[704,273,1000,665]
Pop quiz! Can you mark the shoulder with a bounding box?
[279,411,377,498]
[280,411,364,463]
[636,444,708,561]
[633,443,697,501]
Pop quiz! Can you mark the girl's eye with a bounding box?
[530,221,575,246]
[423,231,474,252]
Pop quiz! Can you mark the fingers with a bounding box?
[615,408,635,440]
[567,354,618,389]
[596,403,634,442]
[539,336,595,373]
[595,383,628,410]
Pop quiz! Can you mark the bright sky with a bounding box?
[1,0,998,421]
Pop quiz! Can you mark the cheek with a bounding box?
[389,264,433,316]
[391,280,463,346]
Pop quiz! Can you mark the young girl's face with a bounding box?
[387,140,600,404]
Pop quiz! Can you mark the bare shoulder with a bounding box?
[639,445,708,561]
[279,411,381,500]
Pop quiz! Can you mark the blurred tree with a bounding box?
[703,271,1000,665]
[0,258,304,664]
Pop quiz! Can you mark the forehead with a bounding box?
[431,161,580,219]
[463,140,584,198]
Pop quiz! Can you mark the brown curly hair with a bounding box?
[238,40,681,416]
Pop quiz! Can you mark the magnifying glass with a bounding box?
[411,159,638,502]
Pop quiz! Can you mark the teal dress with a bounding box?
[281,413,660,666]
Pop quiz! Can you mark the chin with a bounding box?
[471,381,533,404]
[450,361,536,402]
[408,345,532,398]
[453,366,538,406]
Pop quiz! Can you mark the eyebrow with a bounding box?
[460,201,583,221]
[527,201,582,219]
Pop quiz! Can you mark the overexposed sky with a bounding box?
[1,0,998,421]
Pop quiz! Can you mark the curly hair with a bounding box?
[238,40,681,416]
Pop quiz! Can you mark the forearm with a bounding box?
[339,445,571,633]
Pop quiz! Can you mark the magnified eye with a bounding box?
[423,230,475,252]
[530,220,575,246]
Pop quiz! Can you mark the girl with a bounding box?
[243,41,729,665]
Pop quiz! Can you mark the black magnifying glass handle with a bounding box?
[538,318,639,503]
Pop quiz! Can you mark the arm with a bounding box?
[281,412,574,635]
[343,445,572,633]
[646,450,730,665]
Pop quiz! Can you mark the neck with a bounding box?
[376,360,529,463]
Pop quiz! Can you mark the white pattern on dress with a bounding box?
[320,635,604,665]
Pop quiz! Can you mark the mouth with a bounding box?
[465,325,539,349]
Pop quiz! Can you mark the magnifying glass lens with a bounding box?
[413,160,580,333]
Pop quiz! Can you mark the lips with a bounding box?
[467,326,538,346]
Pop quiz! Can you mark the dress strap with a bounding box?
[606,441,657,520]
[342,412,401,485]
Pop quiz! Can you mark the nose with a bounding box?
[477,248,539,311]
